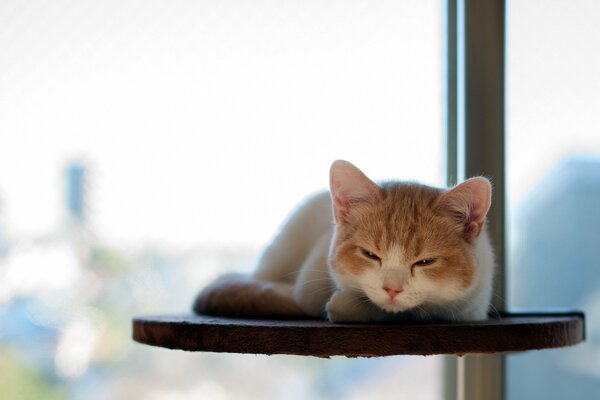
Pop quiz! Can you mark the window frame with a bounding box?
[445,1,506,399]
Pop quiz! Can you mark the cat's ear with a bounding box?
[436,177,492,242]
[329,160,380,223]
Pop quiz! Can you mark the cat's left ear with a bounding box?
[436,177,492,242]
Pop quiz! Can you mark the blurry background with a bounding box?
[506,1,600,399]
[0,0,599,399]
[0,1,444,399]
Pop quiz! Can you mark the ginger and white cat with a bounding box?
[194,160,494,322]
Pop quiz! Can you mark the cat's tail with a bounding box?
[193,273,307,319]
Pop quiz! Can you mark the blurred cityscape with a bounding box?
[0,162,254,399]
[5,156,600,400]
[0,162,441,400]
[0,1,445,397]
[508,157,600,399]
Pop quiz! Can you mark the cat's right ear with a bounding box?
[436,177,492,243]
[329,160,380,223]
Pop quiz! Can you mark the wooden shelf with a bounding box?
[132,312,584,357]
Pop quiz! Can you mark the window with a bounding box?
[506,0,600,398]
[0,1,446,398]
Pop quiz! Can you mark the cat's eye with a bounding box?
[361,249,381,261]
[413,258,436,267]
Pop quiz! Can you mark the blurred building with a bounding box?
[65,163,87,228]
[509,156,600,398]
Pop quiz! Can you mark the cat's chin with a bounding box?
[377,302,413,314]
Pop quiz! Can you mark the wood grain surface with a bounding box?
[132,312,584,357]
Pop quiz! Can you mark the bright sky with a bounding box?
[0,1,444,248]
[1,0,599,249]
[506,0,600,211]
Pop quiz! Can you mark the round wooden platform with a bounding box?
[132,312,584,357]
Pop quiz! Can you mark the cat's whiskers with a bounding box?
[276,268,327,281]
[488,303,502,320]
[356,297,373,307]
[433,302,459,321]
[293,277,336,297]
[416,305,434,324]
[304,286,336,297]
[349,296,374,313]
[295,277,335,286]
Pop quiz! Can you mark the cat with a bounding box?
[194,160,495,322]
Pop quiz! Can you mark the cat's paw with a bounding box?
[326,290,373,323]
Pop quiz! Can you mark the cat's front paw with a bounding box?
[326,290,373,323]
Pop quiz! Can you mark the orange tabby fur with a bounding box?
[195,160,494,322]
[331,183,476,289]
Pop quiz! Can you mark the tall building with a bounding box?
[65,162,86,227]
[508,157,600,399]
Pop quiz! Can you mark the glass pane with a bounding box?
[507,1,600,398]
[0,1,444,399]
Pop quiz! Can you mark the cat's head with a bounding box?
[328,160,492,314]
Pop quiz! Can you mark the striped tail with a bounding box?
[193,273,307,319]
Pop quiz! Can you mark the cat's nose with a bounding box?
[383,286,403,299]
